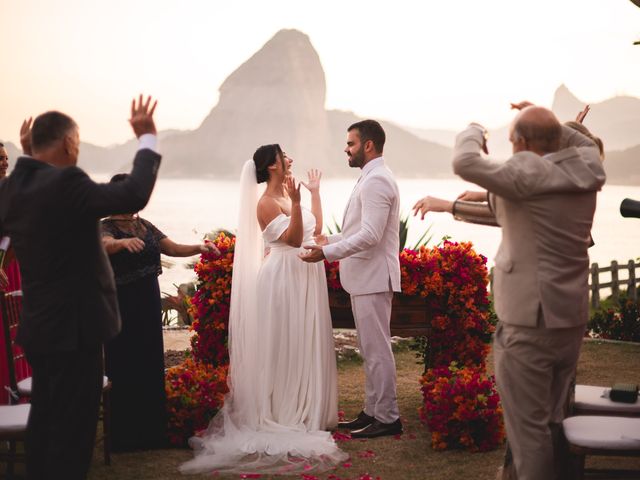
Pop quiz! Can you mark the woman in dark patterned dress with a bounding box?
[101,173,217,451]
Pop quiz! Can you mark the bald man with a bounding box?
[417,105,605,480]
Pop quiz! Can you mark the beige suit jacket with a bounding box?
[452,126,606,328]
[323,157,401,296]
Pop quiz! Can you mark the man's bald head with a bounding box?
[510,106,562,155]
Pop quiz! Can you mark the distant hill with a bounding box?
[7,32,638,185]
[552,84,640,152]
[66,29,454,180]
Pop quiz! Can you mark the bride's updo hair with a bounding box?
[253,144,283,184]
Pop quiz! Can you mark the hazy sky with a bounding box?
[2,0,640,147]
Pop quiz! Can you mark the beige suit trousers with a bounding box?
[493,321,585,480]
[351,291,400,423]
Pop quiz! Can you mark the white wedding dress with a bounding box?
[180,161,346,475]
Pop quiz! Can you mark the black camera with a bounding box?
[620,198,640,218]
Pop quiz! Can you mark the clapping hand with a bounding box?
[200,239,220,256]
[301,169,322,193]
[121,237,145,253]
[20,117,33,156]
[129,94,158,138]
[284,176,301,204]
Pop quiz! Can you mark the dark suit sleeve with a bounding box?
[64,148,161,218]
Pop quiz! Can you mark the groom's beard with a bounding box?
[348,147,365,168]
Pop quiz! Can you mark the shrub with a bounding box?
[165,232,234,444]
[589,298,640,342]
[188,231,235,366]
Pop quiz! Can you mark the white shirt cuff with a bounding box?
[138,134,158,153]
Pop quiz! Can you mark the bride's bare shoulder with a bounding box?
[257,195,284,230]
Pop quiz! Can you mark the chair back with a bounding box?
[0,291,30,404]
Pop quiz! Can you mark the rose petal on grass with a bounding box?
[332,431,352,442]
[357,449,376,458]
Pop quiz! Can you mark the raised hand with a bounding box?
[510,101,534,111]
[284,176,301,204]
[301,169,322,193]
[576,105,590,124]
[469,122,490,155]
[20,117,33,155]
[129,94,158,138]
[412,196,453,220]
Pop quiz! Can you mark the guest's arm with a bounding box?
[159,238,218,257]
[64,95,161,218]
[412,194,498,227]
[102,235,145,255]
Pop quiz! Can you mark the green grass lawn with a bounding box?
[3,339,639,480]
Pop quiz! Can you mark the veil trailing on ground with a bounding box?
[179,160,346,475]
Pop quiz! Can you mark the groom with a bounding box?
[301,119,402,438]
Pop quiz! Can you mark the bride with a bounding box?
[180,145,346,475]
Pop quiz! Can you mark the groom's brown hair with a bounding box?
[348,120,385,154]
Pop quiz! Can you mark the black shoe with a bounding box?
[351,418,403,439]
[337,411,375,430]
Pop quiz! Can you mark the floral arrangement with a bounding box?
[419,362,504,452]
[165,357,228,446]
[189,231,235,366]
[169,232,501,451]
[165,231,234,444]
[326,240,494,369]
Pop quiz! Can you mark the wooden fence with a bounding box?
[590,260,640,309]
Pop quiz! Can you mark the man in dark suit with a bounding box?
[0,95,161,480]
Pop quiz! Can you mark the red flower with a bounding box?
[419,362,505,452]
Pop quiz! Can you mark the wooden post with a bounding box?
[590,263,600,310]
[629,260,637,303]
[611,260,619,302]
